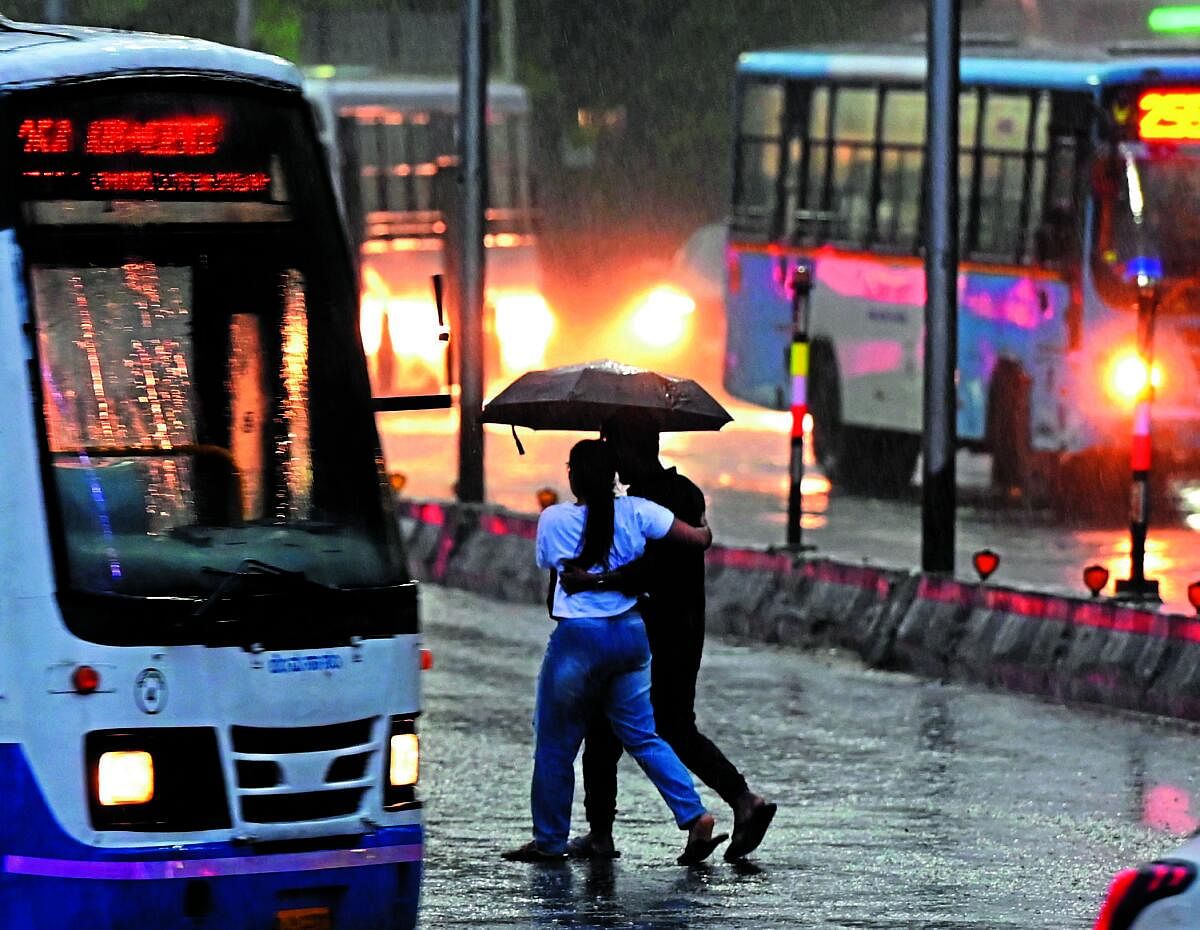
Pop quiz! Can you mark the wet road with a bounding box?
[417,584,1200,929]
[381,398,1200,614]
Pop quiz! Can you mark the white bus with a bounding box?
[306,72,551,397]
[0,19,422,930]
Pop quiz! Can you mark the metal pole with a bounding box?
[786,265,814,549]
[456,0,488,503]
[1116,282,1161,602]
[235,0,253,48]
[921,0,960,573]
[44,0,66,23]
[498,0,517,83]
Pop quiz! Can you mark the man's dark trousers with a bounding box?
[580,469,749,833]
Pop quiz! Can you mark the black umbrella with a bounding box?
[481,360,732,433]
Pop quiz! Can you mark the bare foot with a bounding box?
[677,813,728,865]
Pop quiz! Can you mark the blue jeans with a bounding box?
[531,612,706,854]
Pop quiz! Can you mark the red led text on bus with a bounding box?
[85,116,225,156]
[90,171,270,194]
[18,118,73,154]
[1138,90,1200,141]
[17,115,226,156]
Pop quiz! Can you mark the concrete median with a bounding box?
[395,498,1198,725]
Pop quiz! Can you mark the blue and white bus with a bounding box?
[727,40,1200,497]
[0,18,422,930]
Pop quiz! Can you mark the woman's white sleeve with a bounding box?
[638,499,676,540]
[535,512,555,569]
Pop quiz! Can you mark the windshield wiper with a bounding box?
[193,559,336,621]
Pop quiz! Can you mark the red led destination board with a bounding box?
[1138,89,1200,141]
[14,94,279,202]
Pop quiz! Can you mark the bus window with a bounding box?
[18,87,401,600]
[830,87,878,244]
[974,92,1046,262]
[876,89,924,250]
[801,84,832,237]
[1094,144,1200,308]
[958,90,981,250]
[733,80,784,238]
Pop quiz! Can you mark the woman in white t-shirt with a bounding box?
[502,439,726,864]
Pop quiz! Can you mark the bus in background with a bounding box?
[305,72,551,397]
[0,19,421,930]
[726,41,1200,498]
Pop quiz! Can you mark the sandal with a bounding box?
[724,796,778,861]
[501,841,567,863]
[677,813,728,865]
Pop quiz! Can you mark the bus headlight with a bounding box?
[1106,350,1163,404]
[385,716,419,808]
[389,734,419,787]
[629,285,695,349]
[491,292,555,374]
[97,750,155,806]
[87,729,229,831]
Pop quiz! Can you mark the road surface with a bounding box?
[417,585,1200,928]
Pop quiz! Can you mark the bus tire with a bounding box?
[810,344,918,496]
[988,361,1034,496]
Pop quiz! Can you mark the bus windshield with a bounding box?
[17,85,405,604]
[1097,144,1200,289]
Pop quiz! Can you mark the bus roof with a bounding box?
[738,40,1200,91]
[304,76,530,114]
[0,17,300,92]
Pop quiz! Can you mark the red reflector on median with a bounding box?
[420,648,434,671]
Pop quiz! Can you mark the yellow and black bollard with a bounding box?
[786,263,814,550]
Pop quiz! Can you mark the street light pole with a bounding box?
[235,0,253,48]
[44,0,66,22]
[921,0,961,574]
[456,0,488,503]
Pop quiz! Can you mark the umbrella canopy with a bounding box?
[481,360,732,432]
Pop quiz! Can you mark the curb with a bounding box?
[397,499,1200,724]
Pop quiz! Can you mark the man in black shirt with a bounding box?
[562,412,776,861]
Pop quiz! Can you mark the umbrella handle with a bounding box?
[511,424,525,456]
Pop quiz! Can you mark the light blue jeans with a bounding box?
[531,612,706,854]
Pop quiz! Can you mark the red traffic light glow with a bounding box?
[1084,564,1111,597]
[972,549,1000,581]
[1189,581,1200,613]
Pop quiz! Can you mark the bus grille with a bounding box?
[230,717,380,825]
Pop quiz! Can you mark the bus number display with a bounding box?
[15,109,273,199]
[1138,89,1200,141]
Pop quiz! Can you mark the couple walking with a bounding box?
[503,413,775,864]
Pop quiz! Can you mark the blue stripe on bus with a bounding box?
[737,50,1200,89]
[0,743,422,928]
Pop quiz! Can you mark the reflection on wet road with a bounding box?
[419,585,1200,929]
[381,396,1200,614]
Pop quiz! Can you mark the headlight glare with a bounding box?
[389,733,419,787]
[97,750,155,806]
